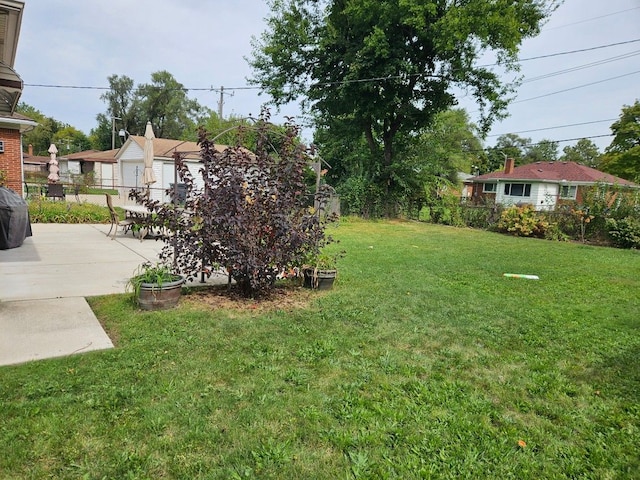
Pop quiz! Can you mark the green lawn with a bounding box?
[1,218,639,478]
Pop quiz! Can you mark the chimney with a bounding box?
[504,157,515,174]
[28,144,33,156]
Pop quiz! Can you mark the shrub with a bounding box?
[497,205,549,238]
[337,176,385,218]
[579,183,640,241]
[606,217,640,249]
[28,197,112,223]
[71,171,97,194]
[133,112,335,298]
[460,201,504,231]
[543,221,570,242]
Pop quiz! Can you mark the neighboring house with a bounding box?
[116,136,233,203]
[470,158,639,211]
[58,149,118,188]
[457,171,474,199]
[0,1,38,196]
[22,144,49,175]
[22,147,118,188]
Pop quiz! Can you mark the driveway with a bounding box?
[0,223,225,366]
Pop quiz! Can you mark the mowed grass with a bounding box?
[1,218,639,478]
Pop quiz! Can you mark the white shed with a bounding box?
[115,136,232,203]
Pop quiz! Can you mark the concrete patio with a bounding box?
[0,222,226,366]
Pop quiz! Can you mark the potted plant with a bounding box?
[128,262,185,310]
[302,251,343,290]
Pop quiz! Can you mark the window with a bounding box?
[559,185,577,199]
[504,183,531,197]
[483,183,496,193]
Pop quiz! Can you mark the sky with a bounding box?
[13,0,640,154]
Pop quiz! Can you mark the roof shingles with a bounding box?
[473,161,638,187]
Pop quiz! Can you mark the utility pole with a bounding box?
[215,86,234,119]
[111,116,121,150]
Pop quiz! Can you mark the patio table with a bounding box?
[122,205,153,240]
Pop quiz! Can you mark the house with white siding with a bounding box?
[116,136,233,203]
[470,158,639,211]
[57,149,118,188]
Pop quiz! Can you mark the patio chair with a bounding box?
[45,183,65,200]
[105,194,135,239]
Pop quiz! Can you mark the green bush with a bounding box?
[606,216,640,249]
[543,221,570,242]
[28,197,111,223]
[497,205,549,238]
[460,203,501,229]
[420,193,465,226]
[337,176,385,218]
[579,183,640,241]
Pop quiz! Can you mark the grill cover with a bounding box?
[0,187,32,249]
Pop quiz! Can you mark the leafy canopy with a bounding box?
[485,134,560,172]
[17,103,90,156]
[600,100,640,182]
[250,0,560,213]
[561,138,600,167]
[91,71,204,150]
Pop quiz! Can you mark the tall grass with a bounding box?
[1,218,638,478]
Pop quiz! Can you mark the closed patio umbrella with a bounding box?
[47,143,59,183]
[142,121,156,187]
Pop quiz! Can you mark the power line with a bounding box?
[522,50,640,83]
[512,134,613,147]
[512,70,640,104]
[475,38,640,69]
[24,39,640,93]
[544,6,640,31]
[25,83,111,90]
[487,118,618,137]
[468,134,613,154]
[514,38,640,63]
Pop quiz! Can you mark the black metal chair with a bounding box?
[45,183,65,200]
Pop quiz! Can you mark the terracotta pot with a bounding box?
[137,276,185,310]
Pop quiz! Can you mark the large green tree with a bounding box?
[485,133,530,172]
[250,0,560,214]
[90,72,204,150]
[485,135,561,170]
[522,139,559,164]
[416,108,484,176]
[91,74,140,150]
[52,126,91,154]
[135,70,203,139]
[561,138,600,167]
[17,103,89,155]
[599,100,640,181]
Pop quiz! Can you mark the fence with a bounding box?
[417,200,639,247]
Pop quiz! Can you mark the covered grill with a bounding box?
[0,187,32,249]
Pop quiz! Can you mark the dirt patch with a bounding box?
[182,283,319,312]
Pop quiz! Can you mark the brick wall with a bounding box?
[0,128,23,196]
